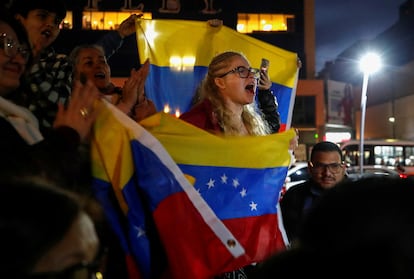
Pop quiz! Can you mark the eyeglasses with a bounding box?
[27,261,103,279]
[218,66,260,79]
[310,162,344,173]
[0,33,31,62]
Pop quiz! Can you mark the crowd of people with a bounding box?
[0,0,150,277]
[1,0,414,278]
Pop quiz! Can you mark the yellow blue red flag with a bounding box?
[91,101,295,279]
[136,19,298,131]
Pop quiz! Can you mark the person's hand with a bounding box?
[117,59,150,114]
[289,128,299,150]
[137,58,150,104]
[287,129,299,167]
[207,19,223,27]
[297,57,302,69]
[117,14,142,38]
[53,81,100,142]
[258,69,272,90]
[135,99,157,122]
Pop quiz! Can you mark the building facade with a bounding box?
[318,0,414,142]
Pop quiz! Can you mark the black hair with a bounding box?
[310,141,342,161]
[8,0,67,23]
[0,8,30,47]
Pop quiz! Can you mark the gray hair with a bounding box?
[69,44,105,74]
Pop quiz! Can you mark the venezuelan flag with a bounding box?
[91,101,295,279]
[136,19,298,131]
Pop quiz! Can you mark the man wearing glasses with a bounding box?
[280,141,347,243]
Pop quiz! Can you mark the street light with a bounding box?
[359,52,382,175]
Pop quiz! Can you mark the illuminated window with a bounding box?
[61,11,73,29]
[60,11,152,30]
[237,13,294,33]
[82,11,152,30]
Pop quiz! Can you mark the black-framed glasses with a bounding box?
[310,162,344,173]
[0,33,31,62]
[27,261,103,279]
[218,66,260,79]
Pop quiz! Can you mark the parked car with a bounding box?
[280,163,407,200]
[346,165,408,180]
[282,163,406,194]
[280,162,309,197]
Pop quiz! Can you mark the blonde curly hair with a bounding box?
[196,51,269,136]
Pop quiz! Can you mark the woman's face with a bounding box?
[215,55,258,108]
[0,22,29,96]
[74,47,111,91]
[32,212,100,278]
[16,9,61,55]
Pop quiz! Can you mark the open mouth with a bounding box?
[41,30,51,39]
[94,72,106,79]
[245,84,255,94]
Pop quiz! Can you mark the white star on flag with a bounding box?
[240,188,247,197]
[221,174,228,184]
[232,178,240,188]
[134,225,146,238]
[206,178,215,189]
[249,201,258,211]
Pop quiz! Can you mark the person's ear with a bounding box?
[214,77,225,89]
[307,161,313,173]
[15,14,28,29]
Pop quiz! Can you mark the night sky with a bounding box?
[315,0,404,72]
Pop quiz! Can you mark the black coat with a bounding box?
[279,179,325,242]
[0,117,86,190]
[257,89,280,133]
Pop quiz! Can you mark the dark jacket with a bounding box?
[279,179,326,242]
[257,89,280,133]
[0,116,83,188]
[280,178,350,243]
